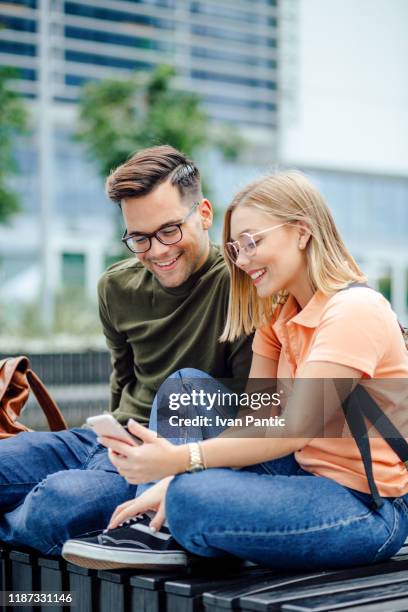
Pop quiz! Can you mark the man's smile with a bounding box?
[150,253,183,272]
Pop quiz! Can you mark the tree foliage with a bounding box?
[0,67,28,223]
[76,65,242,180]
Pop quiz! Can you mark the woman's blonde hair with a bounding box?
[221,171,366,341]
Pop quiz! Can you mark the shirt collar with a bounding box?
[290,290,331,328]
[272,295,298,329]
[272,291,331,333]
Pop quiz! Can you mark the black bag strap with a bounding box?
[339,283,408,508]
[342,384,408,509]
[342,387,383,509]
[356,385,408,466]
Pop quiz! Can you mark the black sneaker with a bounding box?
[61,514,188,570]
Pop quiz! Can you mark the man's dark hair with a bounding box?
[106,145,202,205]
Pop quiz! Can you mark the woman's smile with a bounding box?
[248,268,267,284]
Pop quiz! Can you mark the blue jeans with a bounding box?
[154,369,408,570]
[0,428,137,555]
[137,367,237,496]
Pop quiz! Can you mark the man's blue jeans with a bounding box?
[0,427,137,555]
[0,365,219,555]
[153,369,408,570]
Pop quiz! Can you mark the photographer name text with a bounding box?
[168,415,286,428]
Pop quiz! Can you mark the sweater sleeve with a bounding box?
[98,273,136,412]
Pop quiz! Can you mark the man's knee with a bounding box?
[22,469,132,552]
[25,471,102,529]
[0,431,47,491]
[4,471,84,554]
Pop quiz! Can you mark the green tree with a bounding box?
[0,66,27,223]
[76,64,242,180]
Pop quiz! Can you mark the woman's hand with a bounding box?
[98,419,189,484]
[108,477,173,531]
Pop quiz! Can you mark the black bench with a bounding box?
[2,542,408,611]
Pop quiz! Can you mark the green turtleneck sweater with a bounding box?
[98,244,252,424]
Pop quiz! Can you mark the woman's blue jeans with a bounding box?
[151,369,408,570]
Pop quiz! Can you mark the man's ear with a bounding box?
[200,199,213,229]
[297,221,312,250]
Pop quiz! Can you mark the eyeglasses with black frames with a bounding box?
[122,201,201,254]
[225,223,287,264]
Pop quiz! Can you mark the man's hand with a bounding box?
[98,419,189,484]
[108,477,173,532]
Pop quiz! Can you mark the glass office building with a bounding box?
[0,0,280,313]
[0,0,278,128]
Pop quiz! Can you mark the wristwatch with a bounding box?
[187,442,205,473]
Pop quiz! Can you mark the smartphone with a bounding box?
[86,414,140,446]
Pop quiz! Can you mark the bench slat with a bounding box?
[282,581,408,611]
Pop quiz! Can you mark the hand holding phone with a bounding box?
[86,414,140,446]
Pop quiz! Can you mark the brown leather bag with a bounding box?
[0,356,68,439]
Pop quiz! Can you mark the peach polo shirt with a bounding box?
[252,287,408,497]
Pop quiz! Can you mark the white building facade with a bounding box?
[279,0,408,322]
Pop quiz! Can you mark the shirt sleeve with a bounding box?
[252,323,281,361]
[306,289,390,377]
[98,274,136,412]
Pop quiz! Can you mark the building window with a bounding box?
[192,69,277,90]
[0,15,36,32]
[191,46,276,69]
[64,3,174,30]
[64,25,172,52]
[0,40,36,56]
[191,24,276,47]
[64,51,153,72]
[204,95,276,111]
[2,0,37,7]
[190,2,276,26]
[62,253,86,288]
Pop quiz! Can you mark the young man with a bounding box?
[0,145,251,556]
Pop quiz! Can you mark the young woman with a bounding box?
[64,171,408,570]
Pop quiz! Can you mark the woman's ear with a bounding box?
[297,221,311,250]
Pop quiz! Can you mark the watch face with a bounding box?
[190,464,204,473]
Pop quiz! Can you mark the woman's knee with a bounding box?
[152,369,215,428]
[166,473,205,553]
[166,470,229,555]
[162,368,210,384]
[153,369,209,409]
[177,368,212,380]
[159,368,211,396]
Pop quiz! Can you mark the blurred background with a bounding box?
[0,0,407,426]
